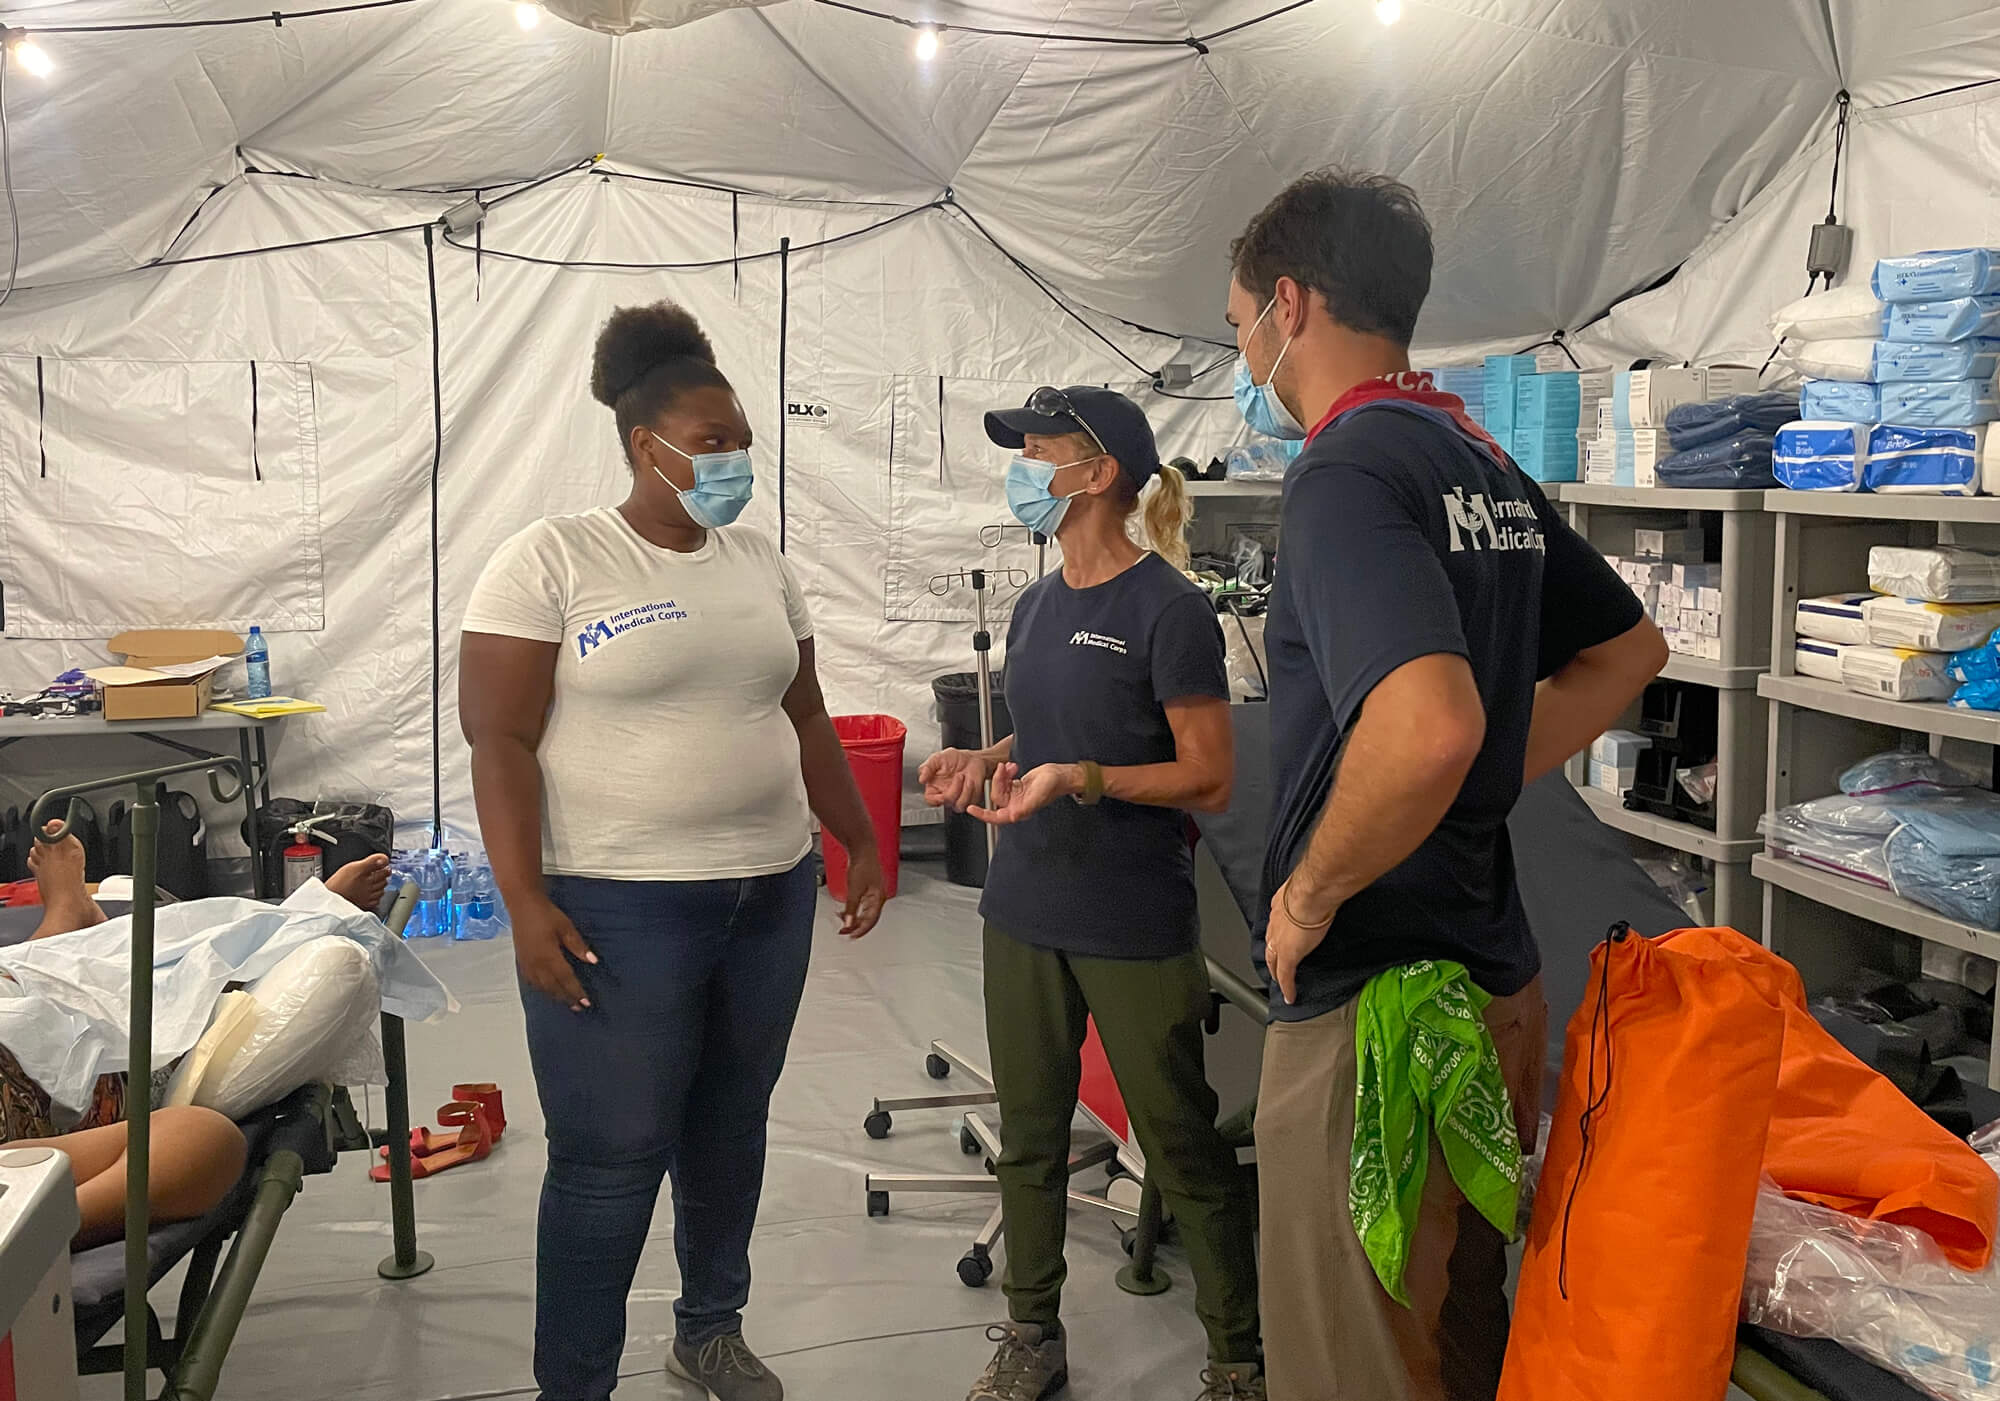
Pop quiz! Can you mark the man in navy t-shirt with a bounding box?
[1227,171,1667,1400]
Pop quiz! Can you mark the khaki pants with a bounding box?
[1256,976,1545,1401]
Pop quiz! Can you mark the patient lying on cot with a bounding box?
[2,828,400,1246]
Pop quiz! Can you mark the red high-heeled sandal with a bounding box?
[371,1098,494,1182]
[383,1083,507,1160]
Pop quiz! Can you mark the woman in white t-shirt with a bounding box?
[460,301,885,1401]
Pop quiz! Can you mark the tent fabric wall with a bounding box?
[3,0,1999,852]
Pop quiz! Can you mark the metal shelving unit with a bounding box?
[1562,486,1774,934]
[1761,490,2000,1089]
[1185,478,1281,497]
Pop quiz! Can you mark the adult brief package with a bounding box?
[1795,640,1855,682]
[1840,645,1955,702]
[1770,284,1888,341]
[1878,380,2000,427]
[1876,338,2000,383]
[1796,593,1873,645]
[1774,420,1867,491]
[1887,296,2000,344]
[1870,545,2000,602]
[1862,596,2000,653]
[1864,423,1987,495]
[1800,380,1881,421]
[1874,249,2000,303]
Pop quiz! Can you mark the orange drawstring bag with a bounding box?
[1499,925,1793,1401]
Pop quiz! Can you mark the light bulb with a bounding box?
[1373,0,1401,23]
[13,38,51,77]
[913,25,940,60]
[515,3,542,29]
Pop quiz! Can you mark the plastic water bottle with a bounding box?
[244,627,272,700]
[455,863,503,941]
[411,849,451,939]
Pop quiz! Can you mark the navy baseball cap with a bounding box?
[985,385,1163,491]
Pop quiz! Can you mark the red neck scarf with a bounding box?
[1305,370,1507,464]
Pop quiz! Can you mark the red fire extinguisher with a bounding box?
[281,818,332,896]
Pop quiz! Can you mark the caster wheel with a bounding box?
[957,1247,994,1287]
[959,1125,981,1156]
[1120,1227,1138,1257]
[925,1053,951,1080]
[864,1110,893,1140]
[982,1157,997,1177]
[1106,1163,1132,1184]
[867,1190,890,1218]
[1106,1177,1144,1213]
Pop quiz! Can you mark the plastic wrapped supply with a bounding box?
[1839,749,1980,797]
[1880,381,2000,427]
[1759,805,1893,889]
[1797,593,1874,645]
[1874,248,2000,302]
[1948,638,2000,685]
[1865,424,1986,495]
[1861,597,2000,653]
[1841,645,1954,702]
[1878,339,2000,383]
[1786,338,1884,382]
[1800,380,1882,422]
[1771,284,1890,341]
[1654,430,1778,489]
[1887,296,2000,345]
[1951,678,2000,712]
[1664,390,1803,449]
[1775,421,1869,492]
[1869,546,2000,603]
[1795,639,1855,681]
[1884,794,2000,929]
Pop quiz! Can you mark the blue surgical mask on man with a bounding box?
[1233,298,1306,441]
[651,432,754,529]
[1006,455,1093,537]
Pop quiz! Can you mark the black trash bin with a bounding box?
[932,671,1013,888]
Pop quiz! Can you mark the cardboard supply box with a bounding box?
[87,630,242,721]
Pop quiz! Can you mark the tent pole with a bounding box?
[778,235,790,553]
[124,790,157,1401]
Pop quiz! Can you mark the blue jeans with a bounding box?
[524,862,816,1401]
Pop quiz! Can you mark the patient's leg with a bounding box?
[27,824,106,941]
[323,853,391,914]
[13,1106,249,1249]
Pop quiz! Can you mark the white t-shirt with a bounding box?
[462,508,814,881]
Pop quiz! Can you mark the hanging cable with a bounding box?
[30,0,422,33]
[777,235,790,553]
[946,201,1153,377]
[0,51,16,308]
[814,0,1315,53]
[1825,89,1851,224]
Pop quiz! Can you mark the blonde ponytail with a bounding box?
[1141,465,1193,571]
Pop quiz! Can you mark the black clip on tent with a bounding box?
[29,757,434,1401]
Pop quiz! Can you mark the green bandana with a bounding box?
[1350,959,1522,1306]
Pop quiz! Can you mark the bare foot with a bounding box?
[324,853,391,913]
[29,821,107,940]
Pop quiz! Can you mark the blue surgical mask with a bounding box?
[1233,299,1306,441]
[1006,455,1092,537]
[651,433,754,529]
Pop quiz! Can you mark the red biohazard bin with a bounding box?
[823,714,907,904]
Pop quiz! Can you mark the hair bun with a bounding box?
[590,302,717,408]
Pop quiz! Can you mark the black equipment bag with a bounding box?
[107,786,210,900]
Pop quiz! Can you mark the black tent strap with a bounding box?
[35,353,44,477]
[813,0,1318,52]
[777,235,790,553]
[422,224,444,836]
[32,0,422,33]
[249,359,261,480]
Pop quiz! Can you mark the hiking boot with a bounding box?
[967,1321,1068,1401]
[1197,1363,1266,1400]
[667,1332,783,1401]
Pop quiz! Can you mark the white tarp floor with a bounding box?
[80,861,1223,1401]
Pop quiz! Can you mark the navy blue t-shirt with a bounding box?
[1258,402,1642,1022]
[981,552,1230,960]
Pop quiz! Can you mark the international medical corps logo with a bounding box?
[575,600,692,659]
[1441,487,1546,555]
[1069,630,1129,655]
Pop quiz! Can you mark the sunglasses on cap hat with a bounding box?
[1026,385,1109,459]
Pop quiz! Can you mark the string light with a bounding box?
[514,2,542,28]
[1374,0,1401,23]
[913,24,939,59]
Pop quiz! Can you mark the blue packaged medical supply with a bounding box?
[1887,296,2000,344]
[1800,380,1882,422]
[1879,379,2000,427]
[1774,420,1867,492]
[1514,372,1581,429]
[1875,339,2000,383]
[1654,430,1777,489]
[1952,678,2000,712]
[1885,796,2000,929]
[1874,249,2000,303]
[1665,390,1801,449]
[1482,354,1535,433]
[1948,640,2000,684]
[1864,423,1985,495]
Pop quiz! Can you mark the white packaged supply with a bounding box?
[1868,545,2000,602]
[1987,427,2000,497]
[1695,634,1723,661]
[1674,562,1722,590]
[1861,596,2000,652]
[1702,367,1762,400]
[1795,639,1854,681]
[1688,609,1723,639]
[1634,526,1704,559]
[1769,284,1888,342]
[1796,593,1873,645]
[1840,645,1954,702]
[1782,338,1879,382]
[1613,369,1707,429]
[1586,759,1636,796]
[1590,729,1650,767]
[1697,586,1725,614]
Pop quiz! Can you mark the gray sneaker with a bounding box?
[1197,1363,1266,1400]
[667,1333,783,1401]
[967,1321,1068,1401]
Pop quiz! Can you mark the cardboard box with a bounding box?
[1674,562,1722,590]
[89,630,241,721]
[1614,368,1709,428]
[1591,728,1651,768]
[1587,759,1638,795]
[1697,586,1725,615]
[1635,526,1705,560]
[1703,366,1762,400]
